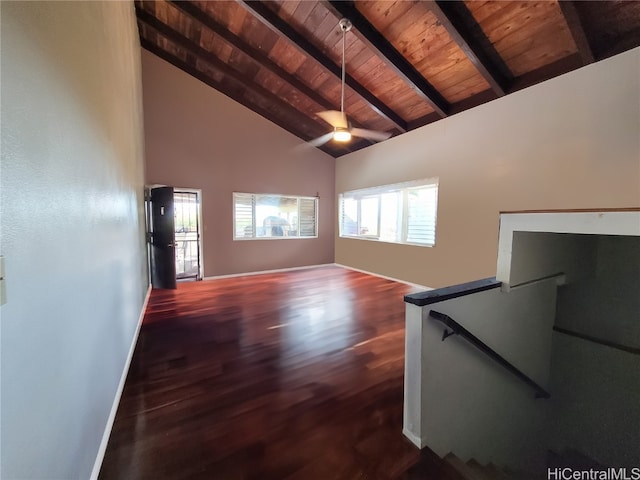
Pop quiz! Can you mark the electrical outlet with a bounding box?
[0,256,6,306]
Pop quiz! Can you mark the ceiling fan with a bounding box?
[309,18,392,148]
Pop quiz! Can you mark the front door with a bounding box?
[149,186,177,289]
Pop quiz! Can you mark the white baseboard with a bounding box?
[90,284,152,480]
[402,428,426,449]
[334,263,432,292]
[204,263,432,292]
[203,263,335,281]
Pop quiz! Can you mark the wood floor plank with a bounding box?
[99,266,440,479]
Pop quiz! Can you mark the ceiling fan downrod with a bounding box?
[339,18,352,114]
[308,17,391,148]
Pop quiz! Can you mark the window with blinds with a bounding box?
[338,178,438,247]
[233,192,318,240]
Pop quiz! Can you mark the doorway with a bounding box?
[173,189,203,281]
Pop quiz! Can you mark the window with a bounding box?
[339,178,438,246]
[233,192,318,240]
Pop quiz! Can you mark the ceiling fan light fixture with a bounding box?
[310,18,390,149]
[333,128,352,142]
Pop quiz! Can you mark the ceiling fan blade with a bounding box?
[350,128,392,142]
[308,132,335,147]
[316,110,348,129]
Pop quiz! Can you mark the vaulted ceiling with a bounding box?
[136,1,640,157]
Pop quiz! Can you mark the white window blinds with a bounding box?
[234,193,254,238]
[233,193,318,240]
[339,178,438,247]
[406,184,438,245]
[298,198,318,237]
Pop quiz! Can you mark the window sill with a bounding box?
[234,236,319,241]
[338,235,434,248]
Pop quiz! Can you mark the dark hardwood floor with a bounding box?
[99,266,430,479]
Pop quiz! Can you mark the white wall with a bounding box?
[404,278,558,473]
[1,2,148,478]
[336,48,640,288]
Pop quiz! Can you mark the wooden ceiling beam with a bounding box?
[326,0,450,117]
[408,89,498,130]
[167,1,375,146]
[510,53,583,93]
[136,9,358,156]
[429,1,512,96]
[598,28,640,61]
[237,0,408,132]
[168,1,335,113]
[558,1,595,65]
[408,50,584,130]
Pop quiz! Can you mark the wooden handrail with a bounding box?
[404,278,501,307]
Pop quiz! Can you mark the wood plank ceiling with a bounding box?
[136,1,640,158]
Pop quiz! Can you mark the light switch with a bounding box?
[0,256,5,306]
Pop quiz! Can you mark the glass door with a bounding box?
[174,190,202,280]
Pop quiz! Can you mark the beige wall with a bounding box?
[1,2,148,478]
[142,51,336,276]
[336,48,640,288]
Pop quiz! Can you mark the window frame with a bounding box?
[233,192,319,241]
[338,178,438,247]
